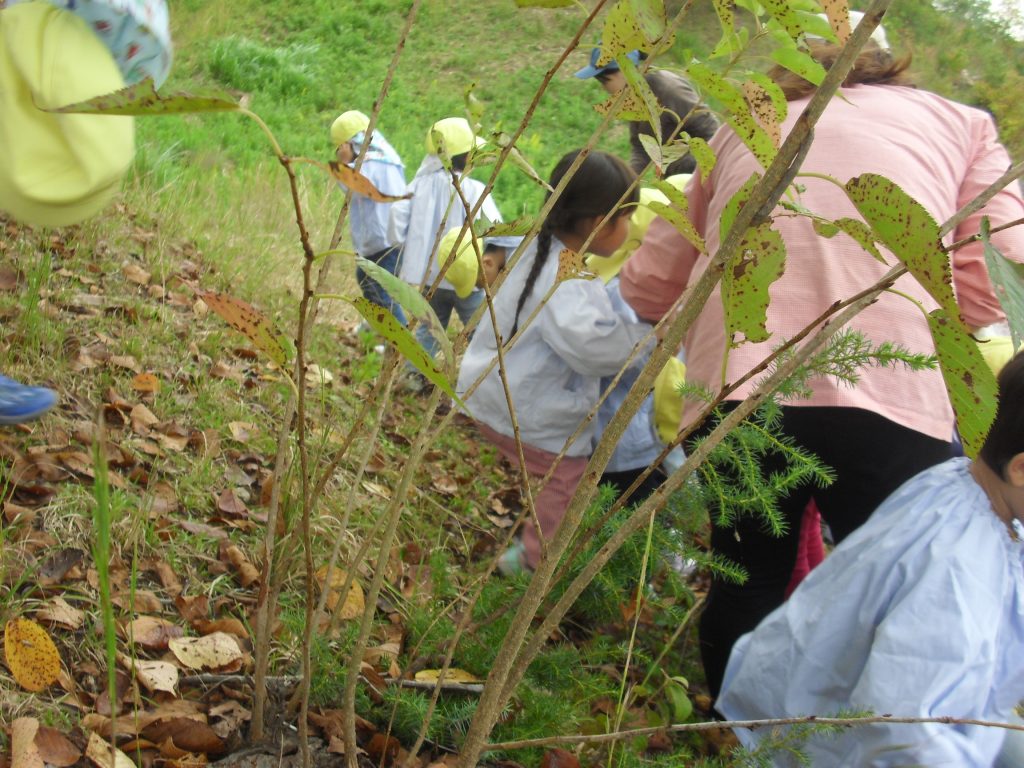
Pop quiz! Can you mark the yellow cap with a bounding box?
[977,335,1018,376]
[653,357,687,444]
[436,228,479,298]
[330,110,370,147]
[0,2,134,227]
[425,117,484,157]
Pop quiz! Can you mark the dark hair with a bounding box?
[980,351,1024,477]
[451,152,469,173]
[768,40,915,101]
[510,149,638,335]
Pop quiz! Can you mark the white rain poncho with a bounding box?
[717,457,1024,767]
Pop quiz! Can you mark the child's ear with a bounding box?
[1007,453,1024,487]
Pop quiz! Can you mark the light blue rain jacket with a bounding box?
[718,457,1024,767]
[457,235,651,458]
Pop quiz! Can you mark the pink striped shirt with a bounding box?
[620,85,1024,441]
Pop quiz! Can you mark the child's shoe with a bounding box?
[0,374,57,424]
[496,540,530,577]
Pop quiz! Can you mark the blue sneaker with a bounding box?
[0,374,57,425]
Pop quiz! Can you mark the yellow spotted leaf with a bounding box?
[414,668,483,684]
[328,161,412,203]
[4,618,61,692]
[195,290,292,367]
[556,249,598,283]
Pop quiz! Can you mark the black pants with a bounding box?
[694,406,954,698]
[600,466,666,508]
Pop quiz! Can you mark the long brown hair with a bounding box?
[769,41,915,101]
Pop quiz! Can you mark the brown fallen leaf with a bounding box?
[4,618,60,692]
[150,558,183,597]
[220,543,259,588]
[208,700,251,739]
[131,373,161,393]
[193,617,249,639]
[35,597,85,631]
[168,632,243,672]
[215,489,247,517]
[122,263,151,285]
[11,717,44,768]
[34,725,82,767]
[141,718,226,756]
[540,749,581,768]
[124,616,183,651]
[174,595,209,624]
[110,355,141,373]
[118,653,178,695]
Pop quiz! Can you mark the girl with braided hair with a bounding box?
[456,149,651,574]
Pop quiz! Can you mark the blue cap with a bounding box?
[574,47,642,79]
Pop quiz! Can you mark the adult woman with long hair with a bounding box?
[618,23,1024,698]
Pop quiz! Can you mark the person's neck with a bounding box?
[970,458,1019,537]
[552,227,585,253]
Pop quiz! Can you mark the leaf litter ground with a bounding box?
[0,209,721,767]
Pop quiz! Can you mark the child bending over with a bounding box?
[456,149,650,574]
[717,352,1024,766]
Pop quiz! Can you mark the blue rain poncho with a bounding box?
[717,457,1024,767]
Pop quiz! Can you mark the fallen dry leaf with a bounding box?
[34,725,83,767]
[118,653,178,695]
[122,263,151,285]
[11,717,43,768]
[35,597,85,631]
[220,543,259,588]
[85,732,135,768]
[4,618,61,692]
[208,700,251,739]
[315,566,365,620]
[131,373,161,394]
[141,718,226,756]
[215,489,247,517]
[168,632,243,672]
[174,595,209,624]
[227,422,255,442]
[414,668,482,684]
[124,616,183,650]
[193,617,249,639]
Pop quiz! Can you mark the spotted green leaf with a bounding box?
[845,174,959,321]
[761,0,805,38]
[742,80,781,148]
[355,257,453,367]
[721,222,786,346]
[770,44,827,87]
[687,64,775,167]
[196,290,292,367]
[621,58,663,143]
[812,217,887,263]
[711,0,736,36]
[515,0,574,6]
[689,138,717,182]
[477,217,536,238]
[720,173,761,243]
[350,298,463,405]
[648,197,706,254]
[981,218,1024,351]
[51,78,239,116]
[599,0,671,65]
[926,309,997,458]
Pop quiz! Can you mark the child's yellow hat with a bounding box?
[330,110,370,147]
[425,117,484,158]
[436,228,480,299]
[0,2,134,227]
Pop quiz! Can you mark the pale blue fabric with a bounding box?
[14,0,173,85]
[457,235,652,458]
[349,130,403,168]
[598,279,661,473]
[389,155,501,291]
[340,155,406,258]
[717,458,1024,767]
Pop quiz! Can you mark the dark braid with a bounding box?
[511,222,555,337]
[508,149,638,339]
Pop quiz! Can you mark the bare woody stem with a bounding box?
[487,714,1024,751]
